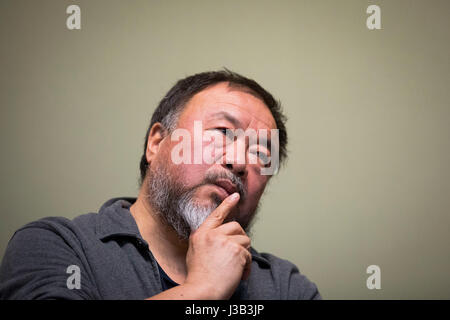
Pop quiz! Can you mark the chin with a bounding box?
[191,193,220,209]
[192,186,221,206]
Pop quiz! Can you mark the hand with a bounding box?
[184,192,252,299]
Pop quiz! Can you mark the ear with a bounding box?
[145,123,166,164]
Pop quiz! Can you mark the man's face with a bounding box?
[146,82,277,239]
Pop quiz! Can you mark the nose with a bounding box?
[223,162,247,179]
[221,136,248,179]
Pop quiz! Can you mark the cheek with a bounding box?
[243,175,268,207]
[173,163,208,186]
[159,138,206,186]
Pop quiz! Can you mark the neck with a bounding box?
[130,184,189,282]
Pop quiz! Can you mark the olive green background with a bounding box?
[1,0,449,299]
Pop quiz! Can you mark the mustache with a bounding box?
[202,169,247,201]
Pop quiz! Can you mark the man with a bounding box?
[0,70,321,300]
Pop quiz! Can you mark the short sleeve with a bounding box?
[287,265,322,300]
[0,226,98,300]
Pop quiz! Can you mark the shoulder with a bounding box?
[7,213,99,249]
[247,248,322,300]
[0,214,100,299]
[2,212,101,272]
[20,213,98,232]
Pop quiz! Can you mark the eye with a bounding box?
[248,147,271,167]
[257,151,269,163]
[215,127,234,141]
[257,151,271,167]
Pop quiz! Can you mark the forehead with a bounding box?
[178,82,277,130]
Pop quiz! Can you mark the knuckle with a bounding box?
[228,221,245,233]
[216,235,227,246]
[229,221,240,229]
[205,232,215,243]
[212,208,224,218]
[210,215,223,225]
[212,212,222,221]
[230,243,242,256]
[242,251,251,265]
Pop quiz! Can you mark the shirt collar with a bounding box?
[96,197,145,242]
[249,247,271,268]
[95,197,271,267]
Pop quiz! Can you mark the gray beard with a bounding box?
[145,163,255,241]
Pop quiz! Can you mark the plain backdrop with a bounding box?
[1,0,449,299]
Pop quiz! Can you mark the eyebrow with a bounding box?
[209,111,243,128]
[209,111,272,151]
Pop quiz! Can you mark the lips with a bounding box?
[214,179,238,196]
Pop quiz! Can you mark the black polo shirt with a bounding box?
[157,263,179,291]
[0,197,321,300]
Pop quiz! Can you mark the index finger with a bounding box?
[198,192,240,230]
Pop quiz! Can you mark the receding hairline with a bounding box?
[175,81,275,127]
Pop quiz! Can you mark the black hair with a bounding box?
[139,69,287,184]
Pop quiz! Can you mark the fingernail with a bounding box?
[229,193,240,201]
